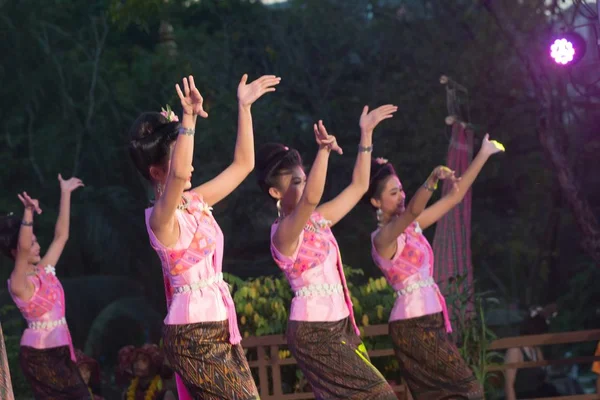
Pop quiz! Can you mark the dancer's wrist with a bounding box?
[181,113,197,125]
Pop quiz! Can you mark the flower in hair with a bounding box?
[375,157,388,165]
[160,104,179,122]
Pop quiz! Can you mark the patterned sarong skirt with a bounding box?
[389,313,484,400]
[19,345,91,400]
[287,317,397,400]
[162,320,259,400]
[0,324,14,400]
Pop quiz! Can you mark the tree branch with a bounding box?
[483,0,600,264]
[73,15,109,176]
[26,106,45,186]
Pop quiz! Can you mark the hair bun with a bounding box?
[256,143,288,170]
[128,112,181,181]
[363,157,397,205]
[256,143,302,196]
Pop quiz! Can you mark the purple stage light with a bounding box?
[550,38,576,65]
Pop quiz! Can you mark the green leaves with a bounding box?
[445,276,503,395]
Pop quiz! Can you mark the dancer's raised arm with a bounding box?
[9,192,40,299]
[38,174,84,269]
[193,74,280,206]
[150,75,207,238]
[317,104,397,226]
[273,121,342,256]
[416,134,504,230]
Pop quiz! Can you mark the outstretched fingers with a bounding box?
[175,83,185,101]
[374,104,398,119]
[361,105,369,117]
[183,77,190,97]
[259,76,281,93]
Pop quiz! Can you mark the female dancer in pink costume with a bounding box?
[129,73,279,399]
[367,134,504,399]
[256,105,399,399]
[0,175,87,399]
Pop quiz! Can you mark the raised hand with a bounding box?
[359,104,398,133]
[17,192,42,214]
[175,75,208,118]
[431,165,460,195]
[480,133,505,156]
[237,74,281,107]
[314,120,343,155]
[58,174,84,193]
[433,165,456,181]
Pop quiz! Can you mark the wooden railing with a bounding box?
[241,325,600,400]
[241,324,409,400]
[487,329,600,400]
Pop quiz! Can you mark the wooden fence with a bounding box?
[241,325,600,400]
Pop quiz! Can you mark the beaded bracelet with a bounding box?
[178,127,195,136]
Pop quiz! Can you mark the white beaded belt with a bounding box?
[396,277,436,297]
[173,273,223,294]
[28,317,67,330]
[295,283,344,297]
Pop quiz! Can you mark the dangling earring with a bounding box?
[376,208,384,227]
[156,182,164,198]
[276,200,284,219]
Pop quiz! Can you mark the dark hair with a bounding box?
[520,315,548,336]
[364,158,398,206]
[256,143,303,196]
[128,112,181,181]
[0,214,20,259]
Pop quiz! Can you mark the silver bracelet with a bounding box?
[422,182,436,192]
[358,144,373,153]
[178,127,195,136]
[21,220,33,227]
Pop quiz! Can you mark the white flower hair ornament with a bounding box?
[160,104,179,122]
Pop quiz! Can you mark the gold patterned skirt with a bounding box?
[389,313,484,400]
[162,320,259,400]
[287,318,397,400]
[20,345,91,400]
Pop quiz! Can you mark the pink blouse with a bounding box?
[270,212,359,335]
[371,222,452,332]
[8,266,75,361]
[145,191,240,345]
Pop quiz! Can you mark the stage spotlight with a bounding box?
[549,32,586,66]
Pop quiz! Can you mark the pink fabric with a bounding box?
[433,122,474,292]
[270,212,359,335]
[145,191,240,342]
[8,268,76,361]
[146,191,240,400]
[371,222,452,332]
